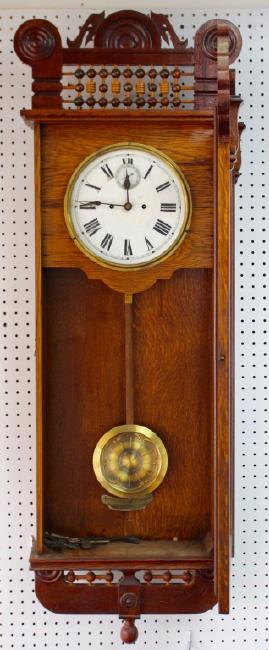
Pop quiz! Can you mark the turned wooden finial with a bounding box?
[14,19,62,108]
[120,618,139,644]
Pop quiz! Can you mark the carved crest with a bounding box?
[67,10,188,50]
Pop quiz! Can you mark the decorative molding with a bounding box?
[36,570,63,584]
[14,18,61,64]
[65,570,114,584]
[120,619,139,644]
[14,9,244,167]
[14,19,62,108]
[67,12,105,48]
[151,12,188,49]
[197,568,214,582]
[199,19,242,63]
[143,569,194,584]
[34,567,217,615]
[67,10,188,51]
[120,592,139,609]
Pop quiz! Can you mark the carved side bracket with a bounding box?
[230,92,245,180]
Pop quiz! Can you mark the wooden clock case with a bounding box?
[14,10,243,643]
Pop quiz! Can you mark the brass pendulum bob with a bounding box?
[93,292,168,511]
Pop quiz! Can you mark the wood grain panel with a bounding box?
[13,6,242,617]
[39,117,214,293]
[34,123,44,552]
[43,269,126,537]
[215,141,230,613]
[129,268,213,539]
[23,109,213,122]
[43,268,213,542]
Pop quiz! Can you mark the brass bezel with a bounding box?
[64,142,192,270]
[92,423,168,498]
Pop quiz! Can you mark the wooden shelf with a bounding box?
[30,538,213,571]
[21,108,214,123]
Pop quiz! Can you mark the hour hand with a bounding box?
[79,200,126,208]
[79,200,101,209]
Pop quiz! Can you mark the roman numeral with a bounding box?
[85,183,101,191]
[101,164,114,178]
[84,218,101,237]
[161,203,176,212]
[156,181,171,193]
[79,202,97,209]
[144,165,153,179]
[153,219,172,236]
[122,158,133,165]
[145,237,154,251]
[101,233,113,251]
[124,239,133,256]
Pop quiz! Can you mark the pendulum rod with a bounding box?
[124,293,135,424]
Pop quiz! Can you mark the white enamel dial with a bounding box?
[64,143,191,268]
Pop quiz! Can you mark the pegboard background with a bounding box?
[0,7,268,649]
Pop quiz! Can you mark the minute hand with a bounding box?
[79,200,126,208]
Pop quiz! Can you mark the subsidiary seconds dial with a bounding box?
[64,143,191,268]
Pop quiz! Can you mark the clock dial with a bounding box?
[65,143,191,268]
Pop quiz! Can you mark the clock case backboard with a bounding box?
[14,10,243,642]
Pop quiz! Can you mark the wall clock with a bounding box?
[14,9,244,643]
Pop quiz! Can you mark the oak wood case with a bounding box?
[14,9,243,640]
